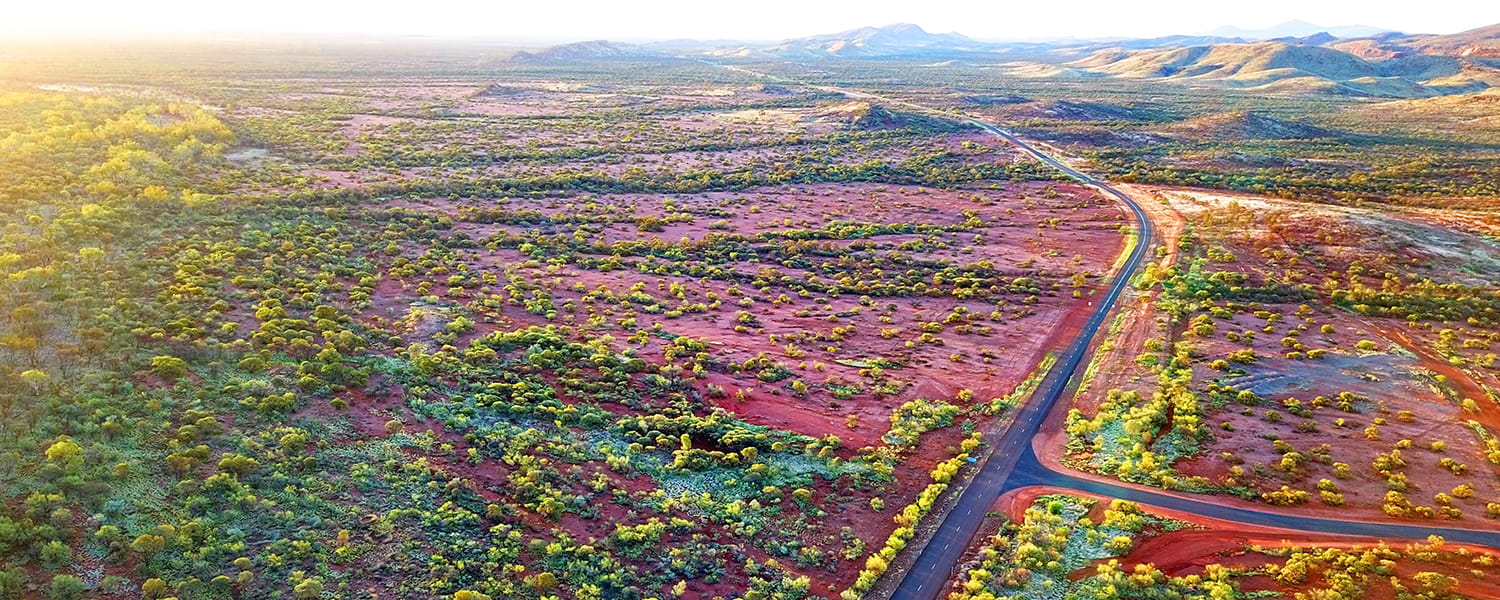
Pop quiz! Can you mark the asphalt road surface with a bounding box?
[691,60,1500,600]
[885,119,1157,600]
[889,119,1500,600]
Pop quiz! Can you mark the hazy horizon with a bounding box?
[6,0,1500,44]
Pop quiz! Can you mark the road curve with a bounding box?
[1007,446,1500,548]
[689,59,1500,599]
[892,120,1500,600]
[884,120,1157,600]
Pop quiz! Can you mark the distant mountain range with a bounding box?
[1205,20,1392,41]
[510,40,640,63]
[1399,23,1500,57]
[753,23,983,57]
[1064,39,1500,97]
[1063,23,1500,98]
[509,22,1500,99]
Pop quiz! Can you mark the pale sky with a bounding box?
[5,0,1498,42]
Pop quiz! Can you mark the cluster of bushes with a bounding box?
[949,495,1231,600]
[842,438,978,600]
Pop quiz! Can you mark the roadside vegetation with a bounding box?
[1062,186,1500,525]
[4,38,1500,600]
[947,491,1500,600]
[0,45,1120,600]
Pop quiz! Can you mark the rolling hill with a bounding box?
[716,23,992,58]
[1205,20,1392,41]
[1071,42,1377,81]
[1402,23,1500,58]
[509,40,656,63]
[508,20,1500,99]
[1326,23,1500,60]
[1064,38,1498,97]
[817,101,971,131]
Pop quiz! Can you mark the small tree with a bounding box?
[149,356,190,380]
[141,578,169,599]
[130,534,166,556]
[44,437,83,466]
[293,578,323,599]
[45,575,87,600]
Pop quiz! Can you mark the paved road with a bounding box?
[890,118,1500,600]
[1006,447,1500,547]
[693,60,1500,599]
[884,119,1157,600]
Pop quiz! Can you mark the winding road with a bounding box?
[696,60,1500,600]
[892,116,1500,600]
[884,119,1156,600]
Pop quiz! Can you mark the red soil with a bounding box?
[1053,184,1500,529]
[335,177,1129,594]
[381,181,1124,450]
[993,486,1500,599]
